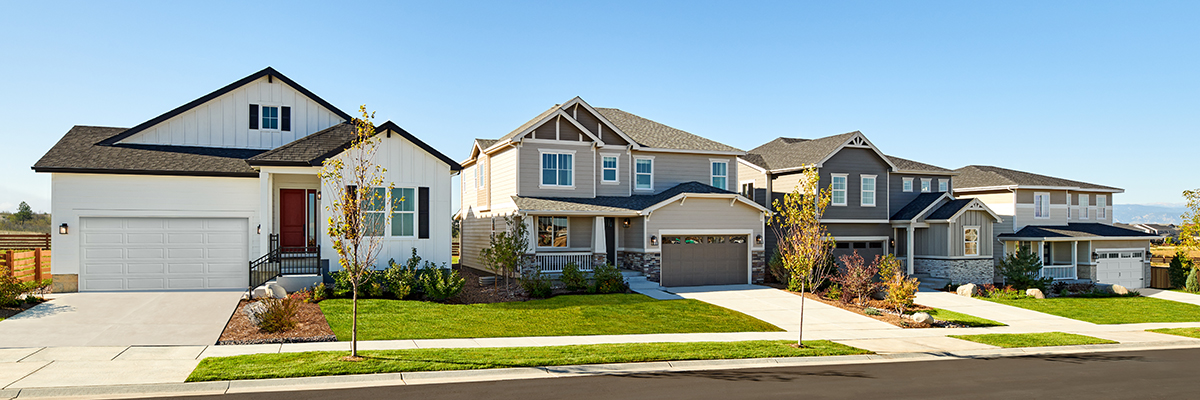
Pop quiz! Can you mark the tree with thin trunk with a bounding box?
[1182,189,1200,255]
[319,105,393,360]
[767,167,834,348]
[480,214,531,292]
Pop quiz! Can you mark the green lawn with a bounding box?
[1147,327,1200,339]
[949,332,1117,348]
[187,340,869,382]
[982,296,1200,324]
[319,294,782,340]
[922,308,1006,327]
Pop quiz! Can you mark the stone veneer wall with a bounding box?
[1076,263,1097,281]
[751,250,766,283]
[51,273,78,293]
[592,253,608,267]
[913,258,993,285]
[618,251,662,282]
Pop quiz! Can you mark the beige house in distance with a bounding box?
[457,97,769,287]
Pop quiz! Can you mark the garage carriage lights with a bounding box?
[59,223,68,235]
[650,235,658,246]
[755,234,763,245]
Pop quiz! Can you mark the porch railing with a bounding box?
[1041,265,1076,280]
[249,234,321,289]
[535,252,594,273]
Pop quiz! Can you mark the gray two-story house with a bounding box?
[739,132,1002,285]
[458,97,769,287]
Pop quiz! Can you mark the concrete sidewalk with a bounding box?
[1142,288,1200,306]
[914,289,1098,330]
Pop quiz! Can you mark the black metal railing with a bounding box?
[249,234,322,289]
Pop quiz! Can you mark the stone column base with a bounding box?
[51,274,78,293]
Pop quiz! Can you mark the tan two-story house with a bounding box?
[954,166,1157,289]
[458,97,769,287]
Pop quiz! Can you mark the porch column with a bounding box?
[258,170,272,257]
[592,216,606,263]
[1037,241,1044,278]
[1072,240,1079,279]
[906,225,915,275]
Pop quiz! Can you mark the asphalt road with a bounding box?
[175,348,1199,399]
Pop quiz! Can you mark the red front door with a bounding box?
[279,189,308,248]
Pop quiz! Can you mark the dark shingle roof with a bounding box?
[32,125,261,177]
[890,193,945,220]
[998,223,1157,239]
[249,121,462,170]
[593,108,742,152]
[476,139,499,150]
[887,155,952,173]
[927,199,974,220]
[742,134,856,171]
[513,182,740,213]
[954,165,1120,191]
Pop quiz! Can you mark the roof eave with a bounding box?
[30,166,258,178]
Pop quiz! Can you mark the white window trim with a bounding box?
[902,177,913,192]
[938,179,948,192]
[390,187,417,238]
[860,174,876,207]
[1034,192,1051,219]
[831,173,848,206]
[475,159,485,189]
[600,153,620,184]
[634,156,655,191]
[710,159,729,190]
[538,149,577,189]
[536,216,570,248]
[920,178,931,193]
[964,226,980,256]
[1097,195,1107,219]
[255,104,289,132]
[1079,194,1090,220]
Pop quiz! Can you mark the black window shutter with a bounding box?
[418,187,430,239]
[281,106,291,131]
[249,104,258,130]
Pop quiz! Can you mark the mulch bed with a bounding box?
[216,300,336,345]
[1,297,50,320]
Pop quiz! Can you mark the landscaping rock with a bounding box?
[251,287,271,299]
[909,312,933,324]
[956,283,978,297]
[242,301,267,326]
[1112,284,1129,295]
[1026,288,1045,299]
[266,283,288,299]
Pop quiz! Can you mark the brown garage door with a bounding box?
[661,235,748,287]
[831,241,887,267]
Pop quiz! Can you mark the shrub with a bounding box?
[332,269,383,298]
[877,254,918,314]
[0,275,25,307]
[823,283,842,300]
[767,249,789,285]
[589,263,626,294]
[254,297,300,333]
[997,246,1052,291]
[981,285,1024,300]
[1050,281,1068,296]
[863,307,882,316]
[521,270,553,299]
[1170,251,1194,289]
[384,251,423,299]
[832,251,878,305]
[312,282,330,301]
[421,264,465,301]
[560,262,588,292]
[1187,268,1199,293]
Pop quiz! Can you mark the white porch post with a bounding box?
[906,225,915,275]
[593,216,606,262]
[1071,240,1078,280]
[259,170,272,257]
[1037,241,1044,278]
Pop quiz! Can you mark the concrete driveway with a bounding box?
[0,291,243,348]
[666,284,899,335]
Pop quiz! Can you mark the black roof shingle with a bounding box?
[890,193,945,221]
[998,223,1158,239]
[954,165,1119,191]
[32,126,262,177]
[512,182,742,213]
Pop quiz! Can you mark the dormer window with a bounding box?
[249,104,290,131]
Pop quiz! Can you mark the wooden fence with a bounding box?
[0,233,51,250]
[1149,266,1170,289]
[2,249,51,283]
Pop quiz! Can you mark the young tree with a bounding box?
[12,202,33,222]
[1181,189,1200,254]
[998,245,1052,290]
[1168,250,1193,289]
[319,105,393,360]
[480,214,531,291]
[767,167,834,348]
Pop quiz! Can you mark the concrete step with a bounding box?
[910,273,950,290]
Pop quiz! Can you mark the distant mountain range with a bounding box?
[1115,204,1187,225]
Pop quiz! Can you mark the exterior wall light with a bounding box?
[316,191,322,200]
[755,234,763,245]
[257,224,262,235]
[650,235,658,246]
[1091,252,1099,262]
[59,223,68,235]
[623,218,631,228]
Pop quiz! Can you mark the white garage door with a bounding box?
[79,217,249,291]
[1096,250,1144,289]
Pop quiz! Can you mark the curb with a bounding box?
[6,340,1200,399]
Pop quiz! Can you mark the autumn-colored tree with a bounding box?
[319,105,393,359]
[767,167,834,347]
[1181,189,1200,254]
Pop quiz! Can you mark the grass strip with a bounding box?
[319,294,783,340]
[949,332,1117,348]
[187,340,869,382]
[1147,327,1200,339]
[982,296,1200,324]
[922,308,1006,327]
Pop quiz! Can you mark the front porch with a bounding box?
[526,215,616,273]
[1002,240,1093,281]
[252,168,325,289]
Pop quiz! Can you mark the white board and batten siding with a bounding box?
[120,76,343,149]
[320,130,454,269]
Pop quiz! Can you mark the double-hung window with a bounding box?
[1034,192,1050,218]
[860,175,876,207]
[902,178,913,192]
[249,104,290,131]
[1079,194,1090,219]
[540,151,574,187]
[938,179,948,192]
[391,188,416,237]
[476,159,485,189]
[537,216,568,248]
[964,227,979,256]
[363,188,387,236]
[711,160,728,189]
[601,155,618,183]
[831,174,848,206]
[635,157,654,191]
[1097,195,1107,219]
[920,178,931,193]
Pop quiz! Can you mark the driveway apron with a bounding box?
[666,284,899,335]
[0,291,243,347]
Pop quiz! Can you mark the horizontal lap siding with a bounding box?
[644,198,764,252]
[819,148,890,220]
[622,217,645,252]
[519,142,595,198]
[889,173,952,212]
[637,152,736,194]
[595,151,629,197]
[460,211,498,271]
[489,148,517,209]
[737,163,768,207]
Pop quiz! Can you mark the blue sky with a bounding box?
[1,1,1196,215]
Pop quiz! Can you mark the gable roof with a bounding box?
[98,67,352,146]
[890,193,946,221]
[512,182,749,214]
[593,108,742,153]
[953,165,1121,192]
[998,223,1157,240]
[248,121,462,170]
[32,125,261,177]
[887,155,953,173]
[926,199,975,220]
[743,132,918,173]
